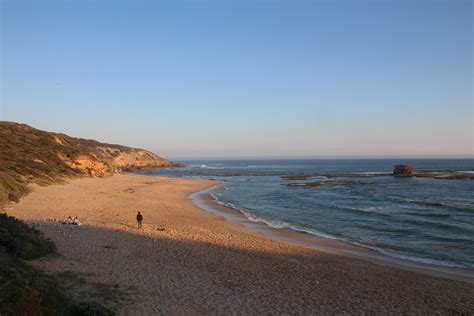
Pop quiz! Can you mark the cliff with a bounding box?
[0,121,171,203]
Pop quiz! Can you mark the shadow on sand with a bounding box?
[31,221,474,315]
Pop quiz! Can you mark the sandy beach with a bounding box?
[6,174,474,314]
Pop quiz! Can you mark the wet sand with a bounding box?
[6,174,474,314]
[193,185,474,284]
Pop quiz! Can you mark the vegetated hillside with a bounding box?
[0,121,171,203]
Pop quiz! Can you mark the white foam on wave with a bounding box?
[206,188,474,270]
[239,209,342,240]
[348,206,392,214]
[360,245,474,269]
[209,192,342,240]
[456,170,474,174]
[188,164,225,170]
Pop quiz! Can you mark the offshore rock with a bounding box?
[393,164,414,177]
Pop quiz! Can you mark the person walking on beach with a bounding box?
[136,211,143,229]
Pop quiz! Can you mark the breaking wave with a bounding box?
[206,191,474,269]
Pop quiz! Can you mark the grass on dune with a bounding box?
[0,121,133,204]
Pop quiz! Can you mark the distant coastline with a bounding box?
[168,155,474,161]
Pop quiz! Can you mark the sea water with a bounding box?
[147,159,474,269]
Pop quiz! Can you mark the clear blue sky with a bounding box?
[1,0,472,159]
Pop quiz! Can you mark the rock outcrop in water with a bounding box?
[393,164,414,177]
[281,165,474,184]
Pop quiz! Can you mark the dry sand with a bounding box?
[6,174,474,314]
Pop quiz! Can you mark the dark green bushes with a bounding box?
[67,302,115,315]
[0,215,115,315]
[0,213,56,259]
[0,255,68,315]
[0,255,114,316]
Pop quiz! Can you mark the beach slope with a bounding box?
[7,174,474,314]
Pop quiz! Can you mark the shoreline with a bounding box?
[190,183,474,284]
[6,174,474,314]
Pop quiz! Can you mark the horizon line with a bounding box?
[166,154,474,161]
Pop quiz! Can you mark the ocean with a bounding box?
[146,159,474,269]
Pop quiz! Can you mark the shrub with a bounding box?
[0,172,29,203]
[0,254,66,315]
[0,213,56,259]
[0,214,115,315]
[67,302,114,316]
[0,254,114,316]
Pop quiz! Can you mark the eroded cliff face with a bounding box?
[0,121,171,202]
[110,148,171,171]
[57,146,171,177]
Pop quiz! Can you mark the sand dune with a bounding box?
[7,174,474,314]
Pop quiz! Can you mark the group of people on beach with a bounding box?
[63,216,81,225]
[62,213,143,228]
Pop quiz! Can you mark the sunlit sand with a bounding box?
[7,174,474,314]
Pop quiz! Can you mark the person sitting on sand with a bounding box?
[136,211,143,228]
[72,216,80,225]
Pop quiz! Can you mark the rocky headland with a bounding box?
[0,121,172,203]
